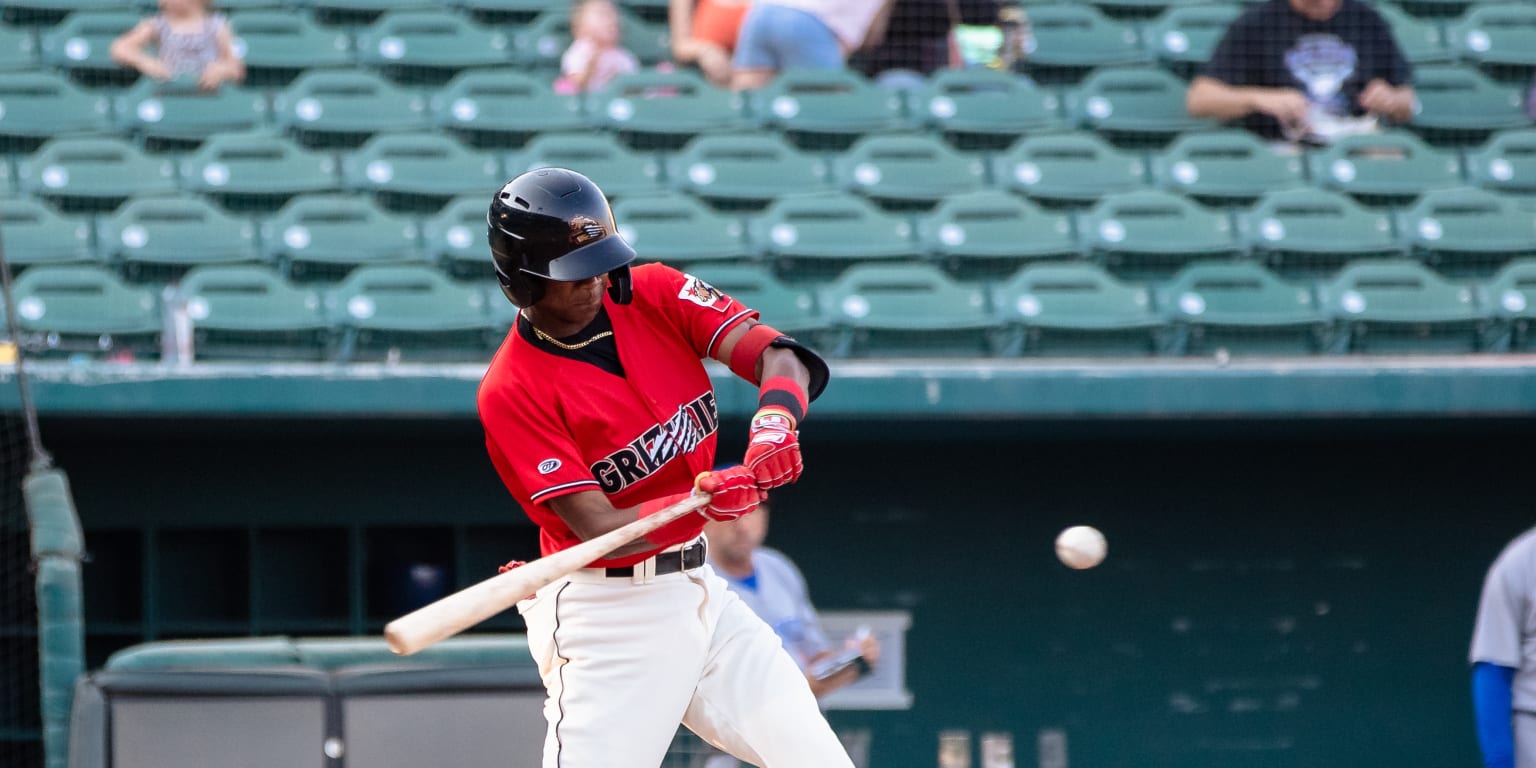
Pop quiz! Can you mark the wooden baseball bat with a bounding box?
[384,492,712,656]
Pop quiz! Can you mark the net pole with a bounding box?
[0,223,51,471]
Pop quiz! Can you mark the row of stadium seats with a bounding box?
[10,259,1536,362]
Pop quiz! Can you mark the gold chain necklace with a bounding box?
[523,311,613,351]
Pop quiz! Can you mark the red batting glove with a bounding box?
[694,467,765,521]
[744,408,803,489]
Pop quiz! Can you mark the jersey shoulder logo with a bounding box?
[678,275,727,312]
[537,458,562,475]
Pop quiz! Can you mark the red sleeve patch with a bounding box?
[677,275,728,312]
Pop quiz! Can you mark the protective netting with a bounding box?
[0,410,40,768]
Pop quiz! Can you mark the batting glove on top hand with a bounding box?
[743,408,802,489]
[695,467,765,522]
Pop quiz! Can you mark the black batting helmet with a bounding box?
[487,167,636,308]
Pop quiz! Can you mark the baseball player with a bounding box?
[477,167,847,768]
[1471,526,1536,768]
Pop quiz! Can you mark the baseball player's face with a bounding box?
[536,275,608,325]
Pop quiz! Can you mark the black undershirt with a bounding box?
[517,307,625,377]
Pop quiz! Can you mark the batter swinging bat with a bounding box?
[384,492,713,656]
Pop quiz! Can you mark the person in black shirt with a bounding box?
[1186,0,1415,141]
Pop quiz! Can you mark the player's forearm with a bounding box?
[805,667,858,699]
[1186,78,1269,121]
[757,346,811,397]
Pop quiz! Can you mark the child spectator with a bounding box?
[110,0,245,91]
[556,0,641,94]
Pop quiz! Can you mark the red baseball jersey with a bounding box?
[478,263,756,567]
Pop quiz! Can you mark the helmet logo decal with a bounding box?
[569,215,606,246]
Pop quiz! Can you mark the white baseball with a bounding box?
[1055,525,1107,569]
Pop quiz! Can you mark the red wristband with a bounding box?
[757,375,808,425]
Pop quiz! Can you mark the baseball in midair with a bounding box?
[1055,525,1107,569]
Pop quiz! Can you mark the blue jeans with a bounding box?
[732,3,844,71]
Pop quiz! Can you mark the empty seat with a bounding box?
[354,11,512,85]
[179,131,341,212]
[1149,129,1306,205]
[230,11,355,87]
[589,70,747,149]
[992,132,1146,207]
[817,264,997,358]
[911,68,1065,147]
[422,195,494,278]
[1158,261,1327,355]
[1306,130,1464,207]
[834,134,987,210]
[260,194,424,281]
[747,68,907,149]
[686,264,822,334]
[747,193,920,275]
[1020,4,1150,85]
[1240,187,1401,275]
[8,265,160,361]
[112,77,269,144]
[1067,67,1213,147]
[1408,65,1529,148]
[97,195,262,281]
[0,198,94,269]
[510,9,669,71]
[273,70,431,148]
[38,11,140,87]
[430,69,585,148]
[508,132,664,199]
[449,0,554,24]
[1374,1,1453,65]
[992,262,1162,356]
[341,132,503,212]
[1144,5,1245,77]
[0,72,111,150]
[1482,258,1536,350]
[1319,259,1488,352]
[665,133,830,209]
[1080,189,1239,277]
[916,190,1080,277]
[5,0,122,26]
[310,0,437,26]
[1447,3,1536,82]
[328,264,491,362]
[17,137,178,213]
[1397,186,1536,275]
[1465,128,1536,194]
[0,24,39,72]
[611,194,751,265]
[178,265,330,361]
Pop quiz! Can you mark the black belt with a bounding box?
[603,538,707,578]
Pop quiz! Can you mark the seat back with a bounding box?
[1067,67,1211,143]
[749,68,906,143]
[1465,128,1536,194]
[422,195,494,276]
[10,265,161,358]
[38,11,139,76]
[231,10,354,82]
[590,70,744,144]
[1021,4,1148,82]
[179,264,331,360]
[1373,1,1452,64]
[819,264,994,357]
[1307,130,1463,202]
[1319,259,1485,351]
[1399,186,1536,272]
[113,76,269,141]
[1081,189,1237,267]
[355,11,511,83]
[341,132,503,210]
[0,198,94,267]
[510,132,663,198]
[916,189,1078,268]
[273,70,431,145]
[430,69,585,142]
[993,262,1160,355]
[180,131,340,208]
[262,194,423,279]
[1150,129,1306,204]
[99,194,261,275]
[1408,65,1528,145]
[1447,3,1536,72]
[913,68,1064,140]
[18,137,178,210]
[665,133,830,206]
[1144,5,1244,73]
[0,71,110,141]
[992,132,1146,205]
[1241,187,1400,271]
[748,193,918,265]
[835,134,987,207]
[687,264,822,334]
[328,264,492,361]
[611,194,748,264]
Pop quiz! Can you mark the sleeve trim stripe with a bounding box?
[530,479,601,501]
[706,308,755,358]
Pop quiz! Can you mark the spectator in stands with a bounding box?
[1185,0,1415,144]
[729,0,893,90]
[555,0,640,94]
[854,0,1029,80]
[110,0,245,91]
[670,0,751,86]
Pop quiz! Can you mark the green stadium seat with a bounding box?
[1319,259,1488,352]
[508,132,664,199]
[260,194,424,281]
[1306,130,1464,207]
[0,72,111,151]
[341,132,503,212]
[17,137,177,213]
[8,265,160,361]
[1447,3,1536,82]
[834,134,987,210]
[1019,5,1151,85]
[328,264,491,362]
[38,11,141,88]
[4,0,123,26]
[1067,67,1214,148]
[97,194,262,282]
[911,68,1065,148]
[1397,186,1536,276]
[449,0,556,24]
[1144,4,1245,77]
[311,0,437,26]
[1481,257,1536,350]
[1408,65,1529,148]
[1149,129,1307,206]
[178,265,331,361]
[0,198,95,269]
[1080,189,1239,277]
[991,132,1147,207]
[189,0,293,10]
[111,77,270,145]
[1240,187,1401,275]
[510,9,670,72]
[1465,128,1536,195]
[747,192,920,275]
[430,69,585,148]
[354,11,512,85]
[0,23,39,72]
[665,133,831,209]
[916,190,1080,277]
[1085,0,1199,22]
[179,131,341,212]
[746,68,907,149]
[817,264,997,358]
[230,11,355,87]
[1395,0,1477,20]
[273,70,432,148]
[685,264,824,334]
[1157,261,1328,355]
[1374,1,1453,65]
[421,195,494,278]
[588,70,747,149]
[992,262,1163,356]
[615,0,670,24]
[611,193,751,265]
